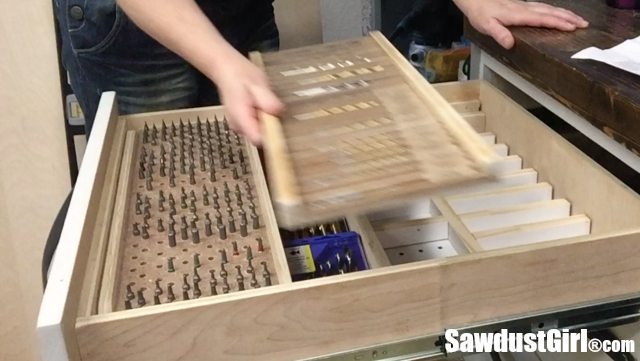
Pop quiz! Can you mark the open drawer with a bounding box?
[38,81,640,361]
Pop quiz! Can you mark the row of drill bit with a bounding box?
[132,180,260,247]
[125,245,272,309]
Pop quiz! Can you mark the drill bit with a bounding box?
[218,223,227,240]
[182,274,191,300]
[241,162,249,175]
[143,123,149,144]
[219,262,228,279]
[246,257,255,275]
[157,219,165,232]
[154,279,163,305]
[222,277,230,294]
[193,253,201,268]
[228,217,236,233]
[132,222,141,236]
[137,288,147,307]
[126,283,136,302]
[141,224,150,240]
[167,257,176,272]
[189,165,196,185]
[181,222,188,241]
[232,167,239,180]
[204,213,213,236]
[261,261,272,286]
[250,272,260,289]
[231,241,239,256]
[240,218,248,237]
[219,248,228,264]
[166,282,176,303]
[191,223,200,244]
[193,280,202,299]
[168,229,176,247]
[251,213,259,230]
[209,270,218,296]
[245,245,253,261]
[256,237,264,253]
[235,265,245,291]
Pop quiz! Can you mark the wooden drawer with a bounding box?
[38,81,640,361]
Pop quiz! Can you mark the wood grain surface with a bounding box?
[465,0,640,154]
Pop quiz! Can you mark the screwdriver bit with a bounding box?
[167,257,176,272]
[229,217,236,233]
[232,167,239,180]
[157,219,165,233]
[181,223,188,241]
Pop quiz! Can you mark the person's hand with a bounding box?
[454,0,589,49]
[212,49,284,145]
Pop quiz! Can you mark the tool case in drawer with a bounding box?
[38,80,640,361]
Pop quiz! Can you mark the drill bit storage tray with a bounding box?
[39,81,640,361]
[251,32,501,228]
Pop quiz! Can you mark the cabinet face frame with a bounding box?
[38,81,640,361]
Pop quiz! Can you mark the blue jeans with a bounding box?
[54,0,279,135]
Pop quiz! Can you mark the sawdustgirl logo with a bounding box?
[444,329,635,353]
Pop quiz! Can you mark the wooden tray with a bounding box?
[38,81,640,361]
[250,32,501,228]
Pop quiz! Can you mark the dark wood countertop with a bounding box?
[465,0,640,155]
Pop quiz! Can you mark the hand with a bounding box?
[454,0,589,49]
[212,50,284,145]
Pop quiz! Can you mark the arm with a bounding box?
[117,0,283,144]
[453,0,589,49]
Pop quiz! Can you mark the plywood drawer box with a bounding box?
[38,81,640,361]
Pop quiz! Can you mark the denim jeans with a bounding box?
[53,0,279,135]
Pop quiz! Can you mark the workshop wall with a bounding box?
[0,1,71,361]
[274,0,323,49]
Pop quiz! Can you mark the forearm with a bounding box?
[116,0,235,82]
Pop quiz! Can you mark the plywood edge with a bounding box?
[474,214,591,240]
[98,131,138,313]
[372,215,447,232]
[431,197,479,253]
[249,51,302,209]
[78,119,128,317]
[369,32,500,173]
[37,91,120,361]
[433,80,482,102]
[345,215,391,268]
[245,141,292,283]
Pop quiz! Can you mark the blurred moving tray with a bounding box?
[251,31,501,228]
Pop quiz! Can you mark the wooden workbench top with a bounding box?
[465,0,640,155]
